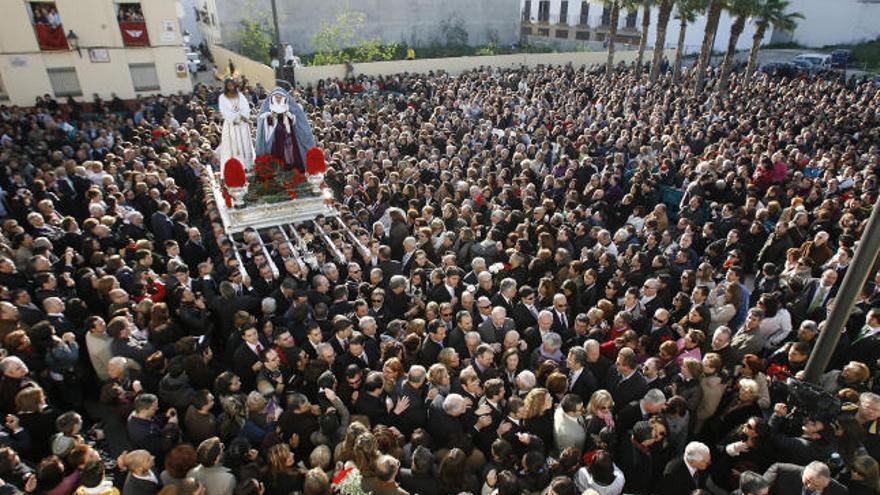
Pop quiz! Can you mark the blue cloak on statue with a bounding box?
[255,87,316,172]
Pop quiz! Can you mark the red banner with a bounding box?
[34,23,68,50]
[119,21,149,46]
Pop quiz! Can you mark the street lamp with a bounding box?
[66,29,81,57]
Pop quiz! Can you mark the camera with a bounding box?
[786,378,840,424]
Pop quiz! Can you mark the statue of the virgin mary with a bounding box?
[255,87,316,173]
[218,78,254,174]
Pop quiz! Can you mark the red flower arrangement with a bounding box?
[223,158,247,188]
[250,153,311,201]
[305,147,326,175]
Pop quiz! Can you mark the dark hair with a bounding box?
[79,460,105,487]
[739,470,770,495]
[36,456,64,490]
[496,470,520,495]
[588,450,615,485]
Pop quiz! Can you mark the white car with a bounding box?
[792,53,832,70]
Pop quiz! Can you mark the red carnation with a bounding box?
[305,147,326,175]
[223,158,247,188]
[291,170,306,186]
[286,190,298,200]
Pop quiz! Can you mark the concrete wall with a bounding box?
[215,0,521,55]
[778,0,880,47]
[291,48,676,87]
[0,0,192,106]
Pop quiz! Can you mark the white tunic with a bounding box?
[218,92,254,176]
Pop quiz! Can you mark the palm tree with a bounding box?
[717,0,757,92]
[636,0,653,68]
[744,0,802,81]
[604,0,622,77]
[694,0,723,93]
[649,0,674,83]
[672,0,704,82]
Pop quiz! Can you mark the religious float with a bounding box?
[210,81,358,276]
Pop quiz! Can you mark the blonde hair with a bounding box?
[587,389,613,415]
[427,363,449,386]
[522,388,550,420]
[681,357,703,379]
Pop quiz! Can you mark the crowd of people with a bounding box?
[0,58,878,495]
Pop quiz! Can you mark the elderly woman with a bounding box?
[530,332,563,368]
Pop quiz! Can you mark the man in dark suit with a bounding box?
[420,320,446,367]
[511,286,539,331]
[251,263,280,299]
[232,326,265,391]
[616,420,660,495]
[428,267,462,305]
[490,278,517,315]
[789,269,839,326]
[644,308,674,355]
[550,293,573,340]
[565,347,597,401]
[121,450,162,495]
[477,307,515,345]
[181,228,209,272]
[641,278,665,318]
[763,461,846,495]
[656,441,712,495]
[427,393,465,448]
[615,388,667,441]
[398,446,439,495]
[335,333,377,373]
[605,348,649,413]
[850,307,880,368]
[150,202,173,245]
[376,246,402,280]
[203,280,260,343]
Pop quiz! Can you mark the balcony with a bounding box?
[118,3,150,47]
[30,2,68,51]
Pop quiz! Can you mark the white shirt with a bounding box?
[569,368,583,390]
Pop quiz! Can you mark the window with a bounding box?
[28,2,68,50]
[579,1,590,25]
[538,27,550,36]
[576,30,590,40]
[538,1,550,22]
[626,10,637,28]
[559,1,568,24]
[129,63,160,91]
[601,6,610,26]
[47,68,82,97]
[522,26,533,35]
[555,29,569,39]
[117,2,150,46]
[523,0,531,21]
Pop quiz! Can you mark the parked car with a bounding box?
[792,53,832,71]
[186,51,206,72]
[759,61,799,78]
[791,59,816,74]
[830,49,853,68]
